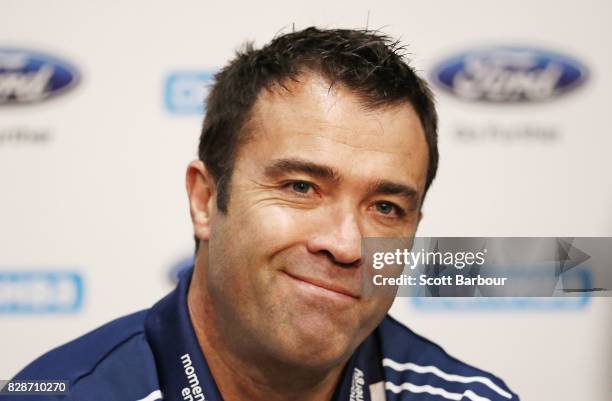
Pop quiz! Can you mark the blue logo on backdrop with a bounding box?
[412,297,590,311]
[164,71,215,115]
[0,271,84,314]
[0,48,80,105]
[431,46,588,103]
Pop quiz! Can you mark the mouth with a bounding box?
[282,271,360,301]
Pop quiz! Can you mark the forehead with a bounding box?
[238,72,429,190]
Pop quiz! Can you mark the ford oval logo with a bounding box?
[0,48,80,105]
[431,47,588,103]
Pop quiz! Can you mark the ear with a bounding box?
[186,160,216,242]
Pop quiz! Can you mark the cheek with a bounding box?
[206,203,314,301]
[231,204,317,257]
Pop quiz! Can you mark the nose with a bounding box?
[306,204,363,267]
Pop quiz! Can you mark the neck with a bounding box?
[187,258,348,401]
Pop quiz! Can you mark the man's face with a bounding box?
[201,72,429,369]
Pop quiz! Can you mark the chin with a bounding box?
[272,319,358,369]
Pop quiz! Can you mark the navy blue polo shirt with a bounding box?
[8,268,519,401]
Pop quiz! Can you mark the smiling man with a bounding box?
[10,28,518,401]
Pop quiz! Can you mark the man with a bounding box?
[9,27,518,401]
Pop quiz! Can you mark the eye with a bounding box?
[374,201,404,217]
[290,181,313,194]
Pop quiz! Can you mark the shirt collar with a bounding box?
[144,267,382,401]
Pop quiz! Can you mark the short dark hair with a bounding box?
[196,27,438,248]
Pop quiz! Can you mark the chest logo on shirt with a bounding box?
[350,368,365,401]
[180,354,206,401]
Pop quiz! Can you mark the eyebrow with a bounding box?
[370,180,418,199]
[264,158,341,182]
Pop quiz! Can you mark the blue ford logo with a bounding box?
[0,48,80,105]
[431,47,588,103]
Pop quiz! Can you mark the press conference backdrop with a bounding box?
[1,1,611,400]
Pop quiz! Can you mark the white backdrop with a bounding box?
[1,1,611,400]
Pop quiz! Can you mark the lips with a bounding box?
[282,271,361,300]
